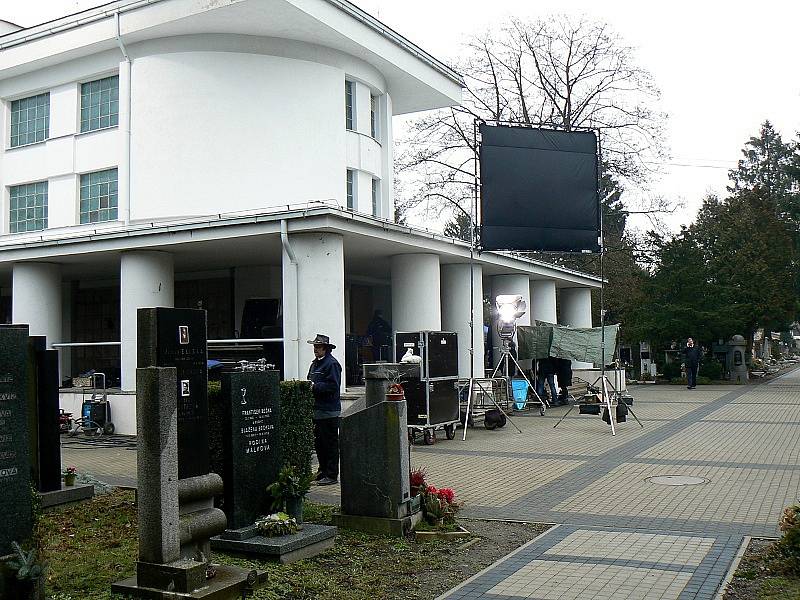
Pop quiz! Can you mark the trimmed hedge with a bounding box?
[699,359,724,381]
[279,380,314,478]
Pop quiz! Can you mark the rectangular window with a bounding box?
[345,80,355,130]
[9,181,48,233]
[346,169,354,210]
[371,178,379,217]
[10,92,50,148]
[370,94,378,139]
[80,168,118,224]
[80,75,119,132]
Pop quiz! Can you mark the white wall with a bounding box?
[130,51,345,220]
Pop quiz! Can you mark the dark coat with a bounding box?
[307,352,342,412]
[537,357,556,377]
[683,346,703,367]
[553,358,573,387]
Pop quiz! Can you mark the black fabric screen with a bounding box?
[479,124,600,252]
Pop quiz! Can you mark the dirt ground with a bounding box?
[723,538,800,600]
[420,519,550,597]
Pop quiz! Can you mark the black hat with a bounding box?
[307,333,336,349]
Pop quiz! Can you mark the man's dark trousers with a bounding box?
[687,364,698,388]
[313,417,340,480]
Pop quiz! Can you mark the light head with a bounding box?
[496,295,527,324]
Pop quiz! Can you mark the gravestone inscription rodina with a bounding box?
[221,370,281,529]
[0,325,34,557]
[138,308,209,479]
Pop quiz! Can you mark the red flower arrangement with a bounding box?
[409,468,463,526]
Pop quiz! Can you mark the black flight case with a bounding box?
[394,331,460,445]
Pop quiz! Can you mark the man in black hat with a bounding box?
[307,334,342,485]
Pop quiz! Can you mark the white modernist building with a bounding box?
[0,0,600,433]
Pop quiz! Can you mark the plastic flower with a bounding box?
[63,466,77,475]
[437,488,456,504]
[426,485,438,495]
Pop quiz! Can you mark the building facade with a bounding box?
[0,0,599,433]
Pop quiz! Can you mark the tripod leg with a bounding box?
[553,404,575,428]
[462,379,473,441]
[601,376,616,436]
[626,403,644,429]
[509,354,549,408]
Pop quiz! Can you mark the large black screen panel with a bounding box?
[479,124,600,252]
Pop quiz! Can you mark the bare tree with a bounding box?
[396,15,668,225]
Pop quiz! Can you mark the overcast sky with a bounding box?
[6,0,800,232]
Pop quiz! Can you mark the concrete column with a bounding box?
[12,262,62,348]
[120,251,174,390]
[530,280,557,324]
[560,287,593,368]
[391,254,441,332]
[490,274,531,368]
[559,287,593,328]
[282,233,345,389]
[441,263,484,378]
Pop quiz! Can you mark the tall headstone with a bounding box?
[334,363,419,536]
[0,326,33,557]
[219,371,281,529]
[35,346,61,493]
[210,370,337,563]
[138,308,209,479]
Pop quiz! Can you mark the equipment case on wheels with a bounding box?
[394,331,460,444]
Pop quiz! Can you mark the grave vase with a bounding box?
[64,473,76,487]
[286,496,304,524]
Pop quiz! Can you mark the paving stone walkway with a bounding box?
[62,367,800,599]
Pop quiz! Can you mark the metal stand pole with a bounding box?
[463,119,479,442]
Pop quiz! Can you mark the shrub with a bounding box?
[280,380,314,478]
[661,361,682,381]
[778,503,800,572]
[699,360,723,381]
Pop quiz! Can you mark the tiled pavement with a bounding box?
[62,367,800,599]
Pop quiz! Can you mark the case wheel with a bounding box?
[444,423,456,440]
[103,422,116,435]
[423,429,436,445]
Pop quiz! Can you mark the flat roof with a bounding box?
[0,0,463,114]
[0,205,602,288]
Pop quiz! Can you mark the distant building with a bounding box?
[0,0,600,432]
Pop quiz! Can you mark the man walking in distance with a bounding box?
[683,337,702,390]
[307,334,342,486]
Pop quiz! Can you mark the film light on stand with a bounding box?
[495,295,527,338]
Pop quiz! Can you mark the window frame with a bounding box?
[9,180,48,233]
[370,93,378,139]
[371,178,379,217]
[79,74,120,133]
[345,80,355,131]
[346,169,355,210]
[79,167,119,224]
[9,92,50,148]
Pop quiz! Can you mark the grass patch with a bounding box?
[39,492,507,600]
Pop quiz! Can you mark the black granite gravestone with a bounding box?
[36,347,61,493]
[219,371,281,529]
[0,326,33,556]
[137,308,209,479]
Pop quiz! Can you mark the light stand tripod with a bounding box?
[489,329,548,419]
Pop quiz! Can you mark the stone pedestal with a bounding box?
[112,363,264,599]
[39,483,94,508]
[212,524,336,564]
